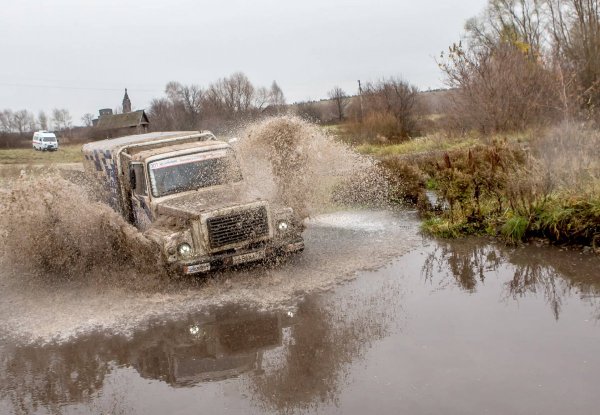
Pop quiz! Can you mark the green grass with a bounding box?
[501,215,530,242]
[355,134,480,157]
[0,145,83,165]
[422,217,464,238]
[353,129,537,157]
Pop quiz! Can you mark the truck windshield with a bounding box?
[148,150,242,197]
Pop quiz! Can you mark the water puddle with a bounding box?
[1,117,598,414]
[0,210,421,344]
[1,225,599,414]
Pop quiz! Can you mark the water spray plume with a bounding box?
[0,116,389,281]
[0,173,161,280]
[236,116,389,218]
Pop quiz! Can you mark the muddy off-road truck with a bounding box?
[82,131,304,275]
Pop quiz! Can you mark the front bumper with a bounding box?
[176,238,304,275]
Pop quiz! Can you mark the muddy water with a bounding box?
[1,210,599,414]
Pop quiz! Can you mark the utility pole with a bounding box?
[357,79,363,123]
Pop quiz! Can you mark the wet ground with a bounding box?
[1,210,599,414]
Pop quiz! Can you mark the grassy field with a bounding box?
[353,131,535,157]
[355,135,477,156]
[0,145,83,165]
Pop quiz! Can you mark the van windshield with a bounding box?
[43,137,56,142]
[148,150,242,197]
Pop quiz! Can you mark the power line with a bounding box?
[0,82,158,92]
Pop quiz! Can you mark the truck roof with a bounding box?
[131,140,231,162]
[82,131,205,153]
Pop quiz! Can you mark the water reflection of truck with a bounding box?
[82,131,304,275]
[132,310,283,386]
[0,307,289,412]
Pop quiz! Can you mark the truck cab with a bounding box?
[82,131,304,275]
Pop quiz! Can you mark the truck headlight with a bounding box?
[178,243,192,257]
[278,221,289,232]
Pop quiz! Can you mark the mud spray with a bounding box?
[0,117,417,343]
[0,173,161,281]
[0,116,387,280]
[236,116,389,218]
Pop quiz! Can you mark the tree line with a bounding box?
[439,0,600,133]
[331,0,600,142]
[7,0,598,144]
[0,108,73,134]
[149,72,424,141]
[0,75,425,147]
[148,72,286,133]
[0,108,78,147]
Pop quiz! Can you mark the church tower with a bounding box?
[122,88,131,113]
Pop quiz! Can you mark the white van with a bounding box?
[32,131,58,151]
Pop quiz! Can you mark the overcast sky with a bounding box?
[0,0,487,123]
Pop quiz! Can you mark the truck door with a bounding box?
[129,163,152,230]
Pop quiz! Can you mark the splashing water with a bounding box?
[0,173,161,281]
[0,117,391,286]
[235,116,389,218]
[0,118,419,343]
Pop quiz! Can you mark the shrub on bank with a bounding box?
[380,127,600,247]
[342,112,412,144]
[379,156,429,208]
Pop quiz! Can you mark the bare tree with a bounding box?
[0,109,14,132]
[253,86,271,113]
[38,111,48,130]
[81,113,95,127]
[328,86,349,122]
[12,110,35,134]
[148,97,176,131]
[465,0,545,58]
[205,72,256,119]
[254,86,271,111]
[51,108,72,131]
[547,0,600,114]
[225,72,255,113]
[164,81,204,128]
[26,113,38,132]
[151,73,283,132]
[440,40,558,132]
[450,0,600,123]
[294,101,325,123]
[269,81,286,112]
[362,78,420,138]
[436,0,568,131]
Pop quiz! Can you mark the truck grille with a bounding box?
[206,206,269,249]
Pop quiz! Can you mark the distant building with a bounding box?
[99,108,113,117]
[92,89,150,139]
[122,88,132,113]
